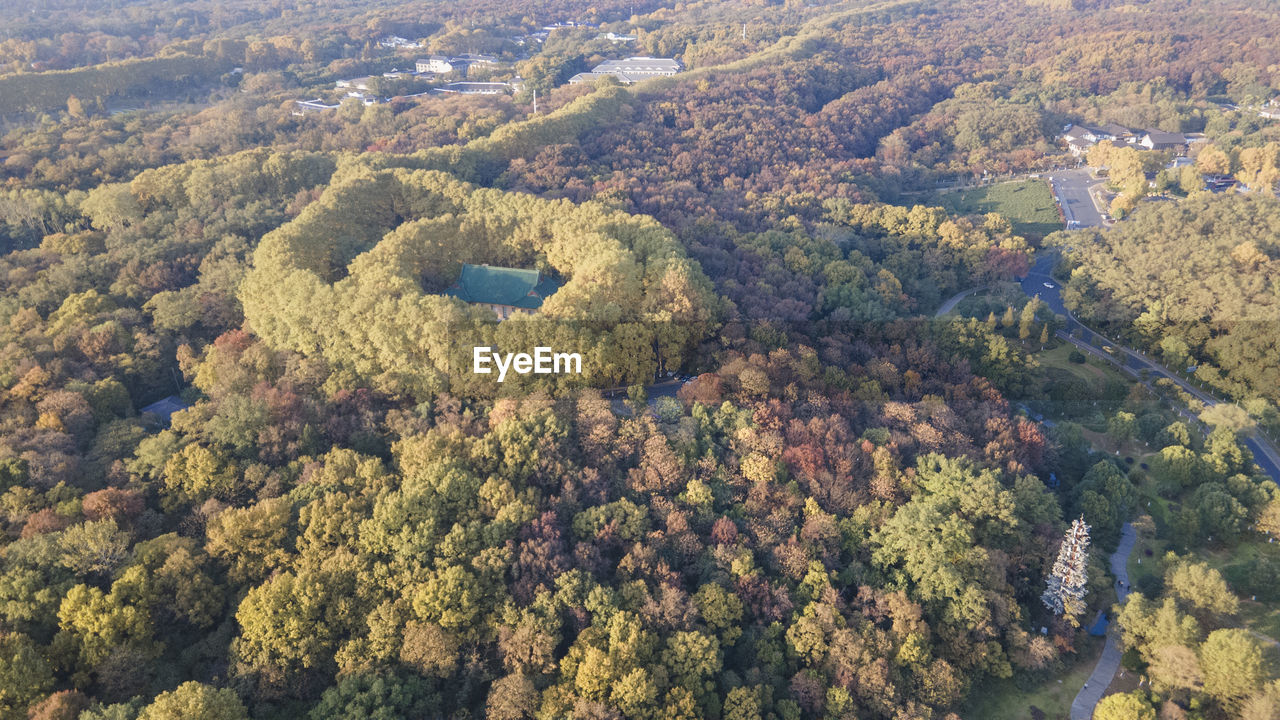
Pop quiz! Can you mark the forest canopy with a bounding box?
[240,165,717,398]
[2,0,1280,718]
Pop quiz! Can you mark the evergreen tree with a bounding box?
[1019,296,1041,340]
[1043,517,1091,625]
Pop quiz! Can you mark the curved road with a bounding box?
[934,286,986,317]
[1069,523,1137,720]
[1018,253,1280,485]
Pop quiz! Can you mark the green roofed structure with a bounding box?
[446,263,561,320]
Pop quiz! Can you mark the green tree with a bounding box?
[205,497,294,584]
[1107,411,1138,445]
[58,520,130,578]
[1242,680,1280,720]
[56,584,154,671]
[161,444,235,509]
[1018,297,1041,340]
[138,682,247,720]
[1093,692,1155,720]
[308,673,436,720]
[1117,594,1202,661]
[0,632,54,720]
[1200,629,1272,708]
[1074,461,1136,547]
[1164,558,1239,622]
[872,455,1023,633]
[1151,446,1205,491]
[232,569,350,675]
[1200,403,1255,433]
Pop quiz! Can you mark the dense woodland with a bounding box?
[2,0,1280,719]
[1061,195,1280,427]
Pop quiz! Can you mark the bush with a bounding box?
[1135,572,1164,598]
[1068,349,1087,364]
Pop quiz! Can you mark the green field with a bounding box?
[930,180,1063,238]
[961,638,1103,720]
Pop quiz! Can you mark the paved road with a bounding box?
[608,379,683,415]
[1047,169,1106,228]
[1070,523,1137,720]
[934,286,986,317]
[1017,253,1280,486]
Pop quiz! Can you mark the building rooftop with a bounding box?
[446,264,560,309]
[568,72,617,84]
[141,395,189,425]
[1143,129,1187,145]
[593,57,682,74]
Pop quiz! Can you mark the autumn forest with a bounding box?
[1,0,1279,719]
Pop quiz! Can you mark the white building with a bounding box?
[569,56,682,85]
[335,76,375,91]
[417,56,455,74]
[293,98,339,115]
[436,81,517,95]
[379,36,423,49]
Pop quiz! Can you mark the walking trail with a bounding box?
[933,287,985,317]
[1069,523,1137,720]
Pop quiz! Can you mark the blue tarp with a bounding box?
[140,396,189,425]
[1087,612,1109,636]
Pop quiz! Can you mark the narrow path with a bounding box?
[934,286,985,317]
[1069,523,1137,720]
[1250,629,1280,652]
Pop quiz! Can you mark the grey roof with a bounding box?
[1062,125,1092,142]
[445,264,560,308]
[141,396,189,425]
[1096,123,1134,138]
[1143,129,1186,145]
[593,56,682,74]
[568,72,616,84]
[436,82,515,94]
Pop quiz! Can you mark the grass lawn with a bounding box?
[1196,540,1280,643]
[928,180,1062,238]
[949,284,1028,319]
[1127,533,1280,644]
[1125,532,1168,592]
[961,637,1103,720]
[1038,343,1110,384]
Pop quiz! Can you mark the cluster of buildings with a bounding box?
[512,22,635,47]
[414,54,501,76]
[569,56,683,85]
[1061,123,1205,157]
[295,53,517,113]
[299,24,673,114]
[436,80,523,95]
[378,35,423,50]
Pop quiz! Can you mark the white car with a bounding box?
[1043,282,1055,289]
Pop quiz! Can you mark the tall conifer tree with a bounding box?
[1043,516,1091,625]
